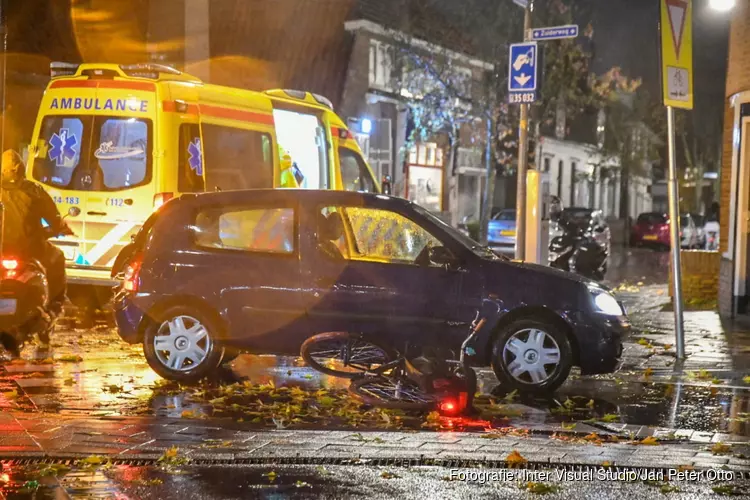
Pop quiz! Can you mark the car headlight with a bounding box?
[591,290,624,316]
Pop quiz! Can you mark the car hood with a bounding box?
[481,258,602,311]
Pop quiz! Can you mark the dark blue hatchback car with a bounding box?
[113,189,629,390]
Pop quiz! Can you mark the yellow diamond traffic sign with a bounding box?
[660,0,693,109]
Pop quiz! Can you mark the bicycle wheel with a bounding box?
[300,332,395,379]
[349,376,436,411]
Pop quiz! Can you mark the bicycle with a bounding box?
[300,300,498,415]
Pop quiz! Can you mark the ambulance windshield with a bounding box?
[272,108,329,189]
[33,115,152,191]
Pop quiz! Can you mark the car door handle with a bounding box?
[87,211,107,216]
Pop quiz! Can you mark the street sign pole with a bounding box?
[666,106,686,359]
[660,0,693,360]
[515,4,532,261]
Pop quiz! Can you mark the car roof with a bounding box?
[177,188,411,209]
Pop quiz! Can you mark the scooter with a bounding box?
[0,212,75,357]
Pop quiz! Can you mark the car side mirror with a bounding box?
[428,246,456,267]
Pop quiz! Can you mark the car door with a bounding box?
[302,203,465,352]
[188,200,307,354]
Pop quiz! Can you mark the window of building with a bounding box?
[194,207,294,254]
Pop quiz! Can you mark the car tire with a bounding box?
[221,348,242,365]
[491,319,572,394]
[143,305,225,383]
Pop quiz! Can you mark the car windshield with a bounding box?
[413,205,504,260]
[492,210,516,221]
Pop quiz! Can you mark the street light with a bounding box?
[709,0,735,12]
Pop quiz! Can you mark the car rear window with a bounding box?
[637,213,667,224]
[33,115,152,191]
[194,207,295,254]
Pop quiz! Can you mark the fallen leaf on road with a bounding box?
[601,461,611,467]
[39,358,54,365]
[63,378,74,386]
[638,436,659,446]
[57,355,83,363]
[743,376,750,384]
[264,471,278,482]
[711,442,732,455]
[644,368,654,378]
[584,433,602,445]
[506,450,528,467]
[2,390,18,400]
[380,471,400,479]
[663,344,673,350]
[585,399,595,409]
[561,422,577,430]
[712,485,743,496]
[519,482,559,494]
[693,369,712,380]
[503,389,519,403]
[678,465,694,472]
[8,359,26,365]
[601,413,620,423]
[660,484,679,494]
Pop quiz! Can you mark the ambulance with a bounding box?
[26,62,378,309]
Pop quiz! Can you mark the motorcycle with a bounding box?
[548,217,608,281]
[0,209,76,357]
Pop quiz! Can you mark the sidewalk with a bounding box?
[1,411,749,472]
[614,283,750,373]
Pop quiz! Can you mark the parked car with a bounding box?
[112,190,629,391]
[630,212,699,249]
[487,209,516,256]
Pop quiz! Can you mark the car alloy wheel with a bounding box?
[153,315,212,371]
[143,305,225,383]
[491,319,572,393]
[502,328,560,385]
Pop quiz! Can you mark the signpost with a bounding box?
[529,25,579,41]
[506,0,579,262]
[660,0,693,360]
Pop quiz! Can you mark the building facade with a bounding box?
[718,2,750,319]
[538,137,652,220]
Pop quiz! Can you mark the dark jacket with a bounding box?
[1,179,62,255]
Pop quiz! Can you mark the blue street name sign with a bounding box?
[530,25,579,41]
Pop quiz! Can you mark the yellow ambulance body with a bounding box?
[26,63,378,296]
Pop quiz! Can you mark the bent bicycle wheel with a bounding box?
[300,332,395,379]
[349,376,436,411]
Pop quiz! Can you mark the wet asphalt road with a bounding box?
[2,462,749,499]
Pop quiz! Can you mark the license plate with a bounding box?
[643,235,658,241]
[501,230,516,237]
[0,299,17,315]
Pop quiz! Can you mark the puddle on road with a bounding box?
[3,323,750,438]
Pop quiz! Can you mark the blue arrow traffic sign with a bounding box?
[530,25,579,41]
[508,42,539,104]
